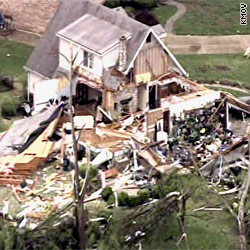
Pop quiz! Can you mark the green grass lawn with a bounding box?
[206,85,249,98]
[151,5,177,26]
[0,38,33,131]
[176,54,250,86]
[174,0,250,35]
[0,39,33,83]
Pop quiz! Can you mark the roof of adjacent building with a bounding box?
[57,14,131,54]
[26,0,166,78]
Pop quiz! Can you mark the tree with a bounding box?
[64,47,91,250]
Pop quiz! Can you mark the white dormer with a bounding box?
[56,13,131,80]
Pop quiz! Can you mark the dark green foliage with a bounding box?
[0,216,78,250]
[151,184,165,199]
[118,191,130,206]
[104,0,159,10]
[0,117,6,132]
[101,187,113,201]
[1,95,19,118]
[134,10,159,26]
[104,0,121,8]
[0,76,14,91]
[79,164,98,179]
[117,189,150,207]
[107,194,115,205]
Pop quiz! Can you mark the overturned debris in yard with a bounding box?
[0,104,64,186]
[0,76,250,231]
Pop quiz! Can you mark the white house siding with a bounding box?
[59,38,71,71]
[102,46,119,69]
[59,37,104,78]
[28,71,46,95]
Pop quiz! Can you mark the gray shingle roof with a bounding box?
[57,13,131,54]
[26,0,157,78]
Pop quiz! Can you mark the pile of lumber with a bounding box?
[0,109,61,186]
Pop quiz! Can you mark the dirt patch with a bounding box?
[1,30,40,46]
[215,65,231,71]
[197,65,212,73]
[0,0,59,34]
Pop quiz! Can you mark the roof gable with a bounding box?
[124,28,187,76]
[57,13,131,55]
[26,0,150,78]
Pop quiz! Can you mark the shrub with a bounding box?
[101,187,113,201]
[134,9,159,26]
[79,164,98,179]
[118,190,150,207]
[0,76,14,90]
[107,194,115,205]
[1,95,18,118]
[138,189,150,202]
[131,0,159,10]
[0,117,6,132]
[104,0,121,8]
[118,191,130,206]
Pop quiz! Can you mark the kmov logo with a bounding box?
[240,3,247,25]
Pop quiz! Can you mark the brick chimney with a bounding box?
[118,35,127,72]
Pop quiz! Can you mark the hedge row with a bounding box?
[101,187,150,207]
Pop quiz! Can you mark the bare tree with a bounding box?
[237,126,250,250]
[67,46,91,250]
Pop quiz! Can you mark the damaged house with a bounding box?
[25,0,225,141]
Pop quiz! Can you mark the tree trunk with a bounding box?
[68,47,86,250]
[237,131,250,250]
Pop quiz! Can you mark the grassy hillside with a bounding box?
[151,5,177,26]
[175,0,250,35]
[176,54,250,87]
[0,38,33,131]
[0,39,33,83]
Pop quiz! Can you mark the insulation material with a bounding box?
[91,149,113,166]
[135,72,151,84]
[169,90,221,118]
[74,115,94,129]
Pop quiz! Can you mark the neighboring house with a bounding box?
[26,0,221,140]
[25,0,186,113]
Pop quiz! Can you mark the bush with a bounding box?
[79,164,98,179]
[1,95,18,118]
[134,9,159,26]
[0,76,14,90]
[104,0,159,10]
[138,189,150,202]
[132,0,159,9]
[0,117,6,132]
[118,190,150,207]
[101,187,113,201]
[104,0,121,8]
[118,192,130,206]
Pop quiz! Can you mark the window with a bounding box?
[146,33,152,43]
[83,50,94,69]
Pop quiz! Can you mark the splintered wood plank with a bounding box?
[0,170,31,176]
[0,178,23,185]
[40,141,54,158]
[0,155,16,165]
